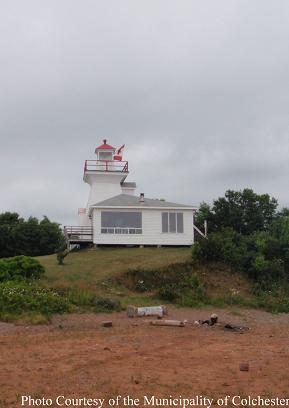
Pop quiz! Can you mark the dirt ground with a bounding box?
[0,307,289,407]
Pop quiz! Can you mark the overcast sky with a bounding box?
[1,1,289,225]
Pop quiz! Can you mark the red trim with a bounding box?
[95,143,115,150]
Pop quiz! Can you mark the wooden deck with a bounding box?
[64,226,93,244]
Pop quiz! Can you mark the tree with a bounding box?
[0,212,65,258]
[194,202,211,228]
[39,216,66,255]
[276,207,289,218]
[195,189,278,235]
[0,212,24,257]
[0,212,23,225]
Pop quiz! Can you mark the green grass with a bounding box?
[38,248,260,312]
[33,247,192,318]
[38,247,191,291]
[3,246,286,322]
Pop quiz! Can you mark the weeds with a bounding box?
[0,281,69,316]
[120,260,289,312]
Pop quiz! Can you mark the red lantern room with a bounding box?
[84,139,128,175]
[95,139,115,161]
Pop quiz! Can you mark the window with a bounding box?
[162,212,168,233]
[162,212,184,233]
[98,152,113,161]
[177,212,184,233]
[101,211,142,234]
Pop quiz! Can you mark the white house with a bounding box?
[65,140,198,247]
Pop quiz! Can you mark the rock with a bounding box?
[101,321,113,328]
[239,363,249,371]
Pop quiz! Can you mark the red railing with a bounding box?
[84,160,128,173]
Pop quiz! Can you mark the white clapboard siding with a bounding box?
[86,174,125,208]
[92,208,194,246]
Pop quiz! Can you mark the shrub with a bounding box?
[93,297,121,311]
[122,264,206,306]
[0,262,10,281]
[61,288,121,311]
[124,267,161,292]
[0,282,69,315]
[158,285,179,302]
[0,256,45,282]
[158,277,206,307]
[192,229,247,266]
[253,283,289,313]
[192,229,288,286]
[124,263,193,293]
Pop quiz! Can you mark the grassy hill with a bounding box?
[37,247,255,310]
[38,247,191,290]
[2,247,285,323]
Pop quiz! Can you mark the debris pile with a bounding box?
[126,306,249,333]
[197,313,219,326]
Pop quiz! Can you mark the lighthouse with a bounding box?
[78,139,136,226]
[66,139,198,247]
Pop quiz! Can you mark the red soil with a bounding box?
[0,307,289,407]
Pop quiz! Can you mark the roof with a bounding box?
[121,182,136,188]
[91,194,197,209]
[95,139,115,151]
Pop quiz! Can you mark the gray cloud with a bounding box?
[1,0,289,224]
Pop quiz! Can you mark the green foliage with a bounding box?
[57,248,70,265]
[93,297,121,311]
[192,228,288,286]
[63,287,121,311]
[194,202,211,230]
[252,283,289,313]
[195,189,278,235]
[0,212,65,258]
[160,280,206,307]
[122,263,206,306]
[0,282,69,316]
[192,229,247,266]
[0,256,45,282]
[208,293,250,308]
[124,263,192,292]
[158,285,179,302]
[269,214,289,245]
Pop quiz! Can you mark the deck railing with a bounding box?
[84,160,128,173]
[64,226,93,242]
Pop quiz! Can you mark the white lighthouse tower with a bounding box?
[78,139,136,227]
